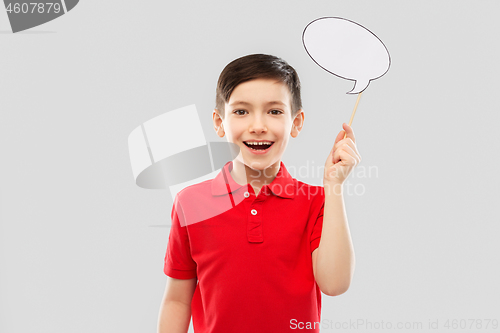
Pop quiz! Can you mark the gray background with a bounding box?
[1,1,499,332]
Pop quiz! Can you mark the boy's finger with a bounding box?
[334,130,345,145]
[343,123,356,143]
[329,130,344,157]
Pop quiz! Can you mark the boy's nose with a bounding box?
[249,116,267,133]
[249,123,267,133]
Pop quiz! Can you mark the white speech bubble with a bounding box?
[303,17,391,94]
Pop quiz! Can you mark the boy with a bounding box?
[158,54,361,333]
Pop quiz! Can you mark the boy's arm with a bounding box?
[312,185,355,297]
[313,123,359,296]
[157,276,197,333]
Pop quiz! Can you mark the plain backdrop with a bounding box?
[1,1,499,332]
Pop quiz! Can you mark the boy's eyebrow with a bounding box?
[229,101,287,107]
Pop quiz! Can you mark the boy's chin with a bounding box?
[236,157,279,171]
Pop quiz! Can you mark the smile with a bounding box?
[243,141,274,154]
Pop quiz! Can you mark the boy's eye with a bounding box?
[232,109,283,115]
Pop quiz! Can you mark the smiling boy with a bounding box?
[158,54,361,333]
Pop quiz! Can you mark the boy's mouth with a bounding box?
[243,141,274,150]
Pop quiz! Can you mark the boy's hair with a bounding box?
[215,54,302,119]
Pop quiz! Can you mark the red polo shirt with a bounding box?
[164,160,325,332]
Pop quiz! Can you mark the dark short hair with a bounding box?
[215,54,302,119]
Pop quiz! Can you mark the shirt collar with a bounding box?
[211,160,295,199]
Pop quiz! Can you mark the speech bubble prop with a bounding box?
[303,17,391,94]
[3,0,79,33]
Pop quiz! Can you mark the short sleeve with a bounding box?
[163,195,197,279]
[310,195,325,253]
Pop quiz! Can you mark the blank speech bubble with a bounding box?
[303,17,391,94]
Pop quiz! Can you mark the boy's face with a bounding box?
[213,78,304,171]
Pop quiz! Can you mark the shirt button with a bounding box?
[251,209,257,215]
[244,192,250,198]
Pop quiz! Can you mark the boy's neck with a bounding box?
[230,159,281,192]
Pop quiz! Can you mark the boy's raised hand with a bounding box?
[323,123,362,186]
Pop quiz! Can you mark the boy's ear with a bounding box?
[290,109,304,138]
[213,109,225,138]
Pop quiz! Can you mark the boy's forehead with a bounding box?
[228,100,287,107]
[227,79,291,107]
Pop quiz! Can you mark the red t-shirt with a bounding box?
[164,160,325,332]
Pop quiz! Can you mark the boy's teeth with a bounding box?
[246,141,273,145]
[245,141,273,151]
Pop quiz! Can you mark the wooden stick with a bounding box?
[344,91,363,139]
